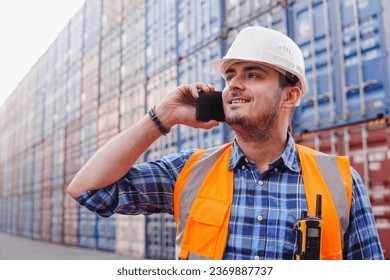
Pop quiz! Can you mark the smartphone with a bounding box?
[196,90,225,122]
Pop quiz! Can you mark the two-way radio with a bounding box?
[296,194,323,260]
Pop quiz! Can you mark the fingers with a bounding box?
[195,82,215,94]
[178,82,215,99]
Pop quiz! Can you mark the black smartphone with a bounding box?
[196,90,225,122]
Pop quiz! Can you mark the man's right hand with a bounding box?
[154,82,220,131]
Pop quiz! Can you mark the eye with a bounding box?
[248,72,261,79]
[225,74,234,83]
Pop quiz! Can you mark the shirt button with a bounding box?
[273,167,278,172]
[258,180,264,186]
[257,215,263,221]
[241,165,245,170]
[254,256,260,260]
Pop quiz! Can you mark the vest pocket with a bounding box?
[187,195,230,258]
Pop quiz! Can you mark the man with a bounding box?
[68,26,384,260]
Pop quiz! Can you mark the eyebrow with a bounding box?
[224,65,268,76]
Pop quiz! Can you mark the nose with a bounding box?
[227,75,245,92]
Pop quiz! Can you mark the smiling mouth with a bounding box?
[230,99,249,104]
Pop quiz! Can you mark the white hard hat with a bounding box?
[210,26,308,106]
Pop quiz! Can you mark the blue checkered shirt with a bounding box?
[77,135,384,260]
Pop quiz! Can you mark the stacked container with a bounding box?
[116,0,147,258]
[0,0,389,260]
[290,0,390,258]
[78,111,98,249]
[289,0,390,133]
[63,120,81,246]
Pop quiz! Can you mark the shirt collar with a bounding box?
[228,133,300,173]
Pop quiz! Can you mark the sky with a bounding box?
[0,0,86,107]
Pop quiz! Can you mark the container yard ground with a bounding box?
[0,232,141,260]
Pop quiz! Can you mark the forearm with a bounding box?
[67,83,218,199]
[67,112,163,198]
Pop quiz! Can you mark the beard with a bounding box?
[225,89,282,142]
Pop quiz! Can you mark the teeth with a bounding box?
[232,99,248,104]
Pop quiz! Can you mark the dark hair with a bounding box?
[278,72,298,89]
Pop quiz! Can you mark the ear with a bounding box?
[282,86,302,108]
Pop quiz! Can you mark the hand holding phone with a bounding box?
[196,90,225,122]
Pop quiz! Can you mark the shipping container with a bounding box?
[53,24,71,129]
[62,190,79,246]
[66,60,82,124]
[99,26,122,104]
[78,206,98,249]
[12,153,21,197]
[376,217,390,260]
[69,5,84,64]
[121,3,146,91]
[22,148,35,194]
[51,128,65,190]
[51,188,64,243]
[17,65,38,149]
[78,110,99,249]
[2,131,13,197]
[96,215,116,252]
[177,0,224,57]
[63,120,81,246]
[97,97,120,148]
[294,116,390,258]
[101,0,123,39]
[120,83,146,133]
[1,196,18,235]
[18,193,34,239]
[289,0,390,132]
[65,120,81,187]
[225,0,286,29]
[40,188,52,242]
[56,24,70,75]
[116,215,145,258]
[145,0,177,77]
[145,214,176,260]
[123,0,145,18]
[0,164,4,197]
[83,0,102,53]
[32,192,41,240]
[80,110,98,166]
[81,45,100,115]
[32,144,43,193]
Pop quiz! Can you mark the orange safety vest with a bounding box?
[173,142,353,260]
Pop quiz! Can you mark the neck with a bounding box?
[236,130,288,173]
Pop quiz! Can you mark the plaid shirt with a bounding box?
[77,134,384,260]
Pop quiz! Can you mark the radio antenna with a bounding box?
[316,194,322,219]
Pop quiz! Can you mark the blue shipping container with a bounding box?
[83,0,102,53]
[145,0,177,77]
[145,214,176,260]
[177,0,224,57]
[289,0,390,132]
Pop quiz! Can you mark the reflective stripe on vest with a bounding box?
[174,143,233,260]
[173,143,352,260]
